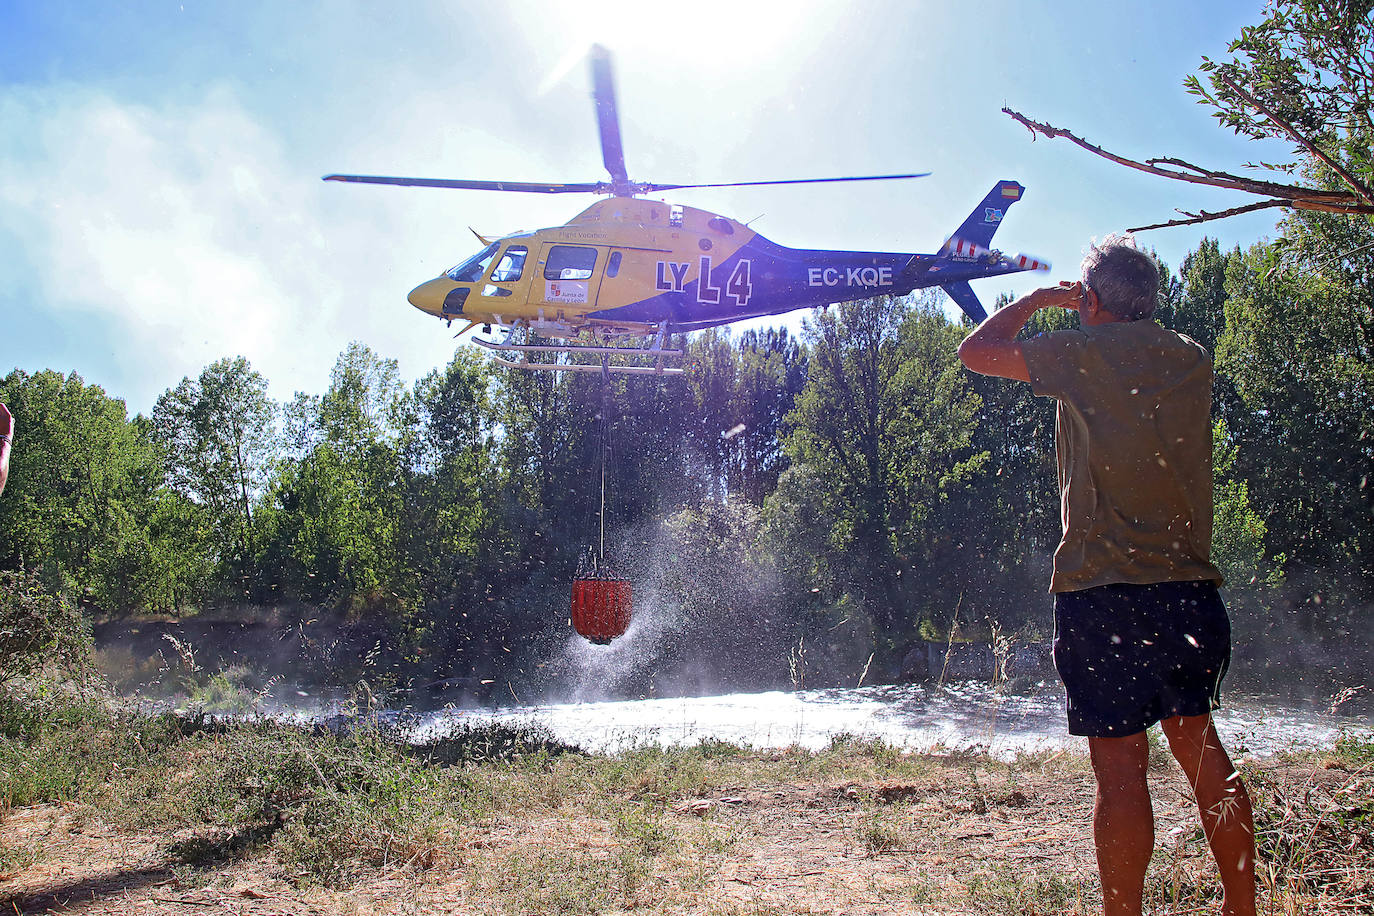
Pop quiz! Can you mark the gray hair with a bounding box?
[1080,234,1160,321]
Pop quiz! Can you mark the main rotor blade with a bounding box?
[589,45,628,183]
[323,174,606,194]
[637,172,931,192]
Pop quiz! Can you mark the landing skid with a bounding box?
[472,335,685,376]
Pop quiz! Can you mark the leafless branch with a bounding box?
[1128,200,1294,232]
[1002,107,1374,230]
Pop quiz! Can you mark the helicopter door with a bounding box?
[535,244,607,314]
[471,242,532,307]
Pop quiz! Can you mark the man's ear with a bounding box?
[1082,285,1101,320]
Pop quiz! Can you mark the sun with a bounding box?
[533,0,842,96]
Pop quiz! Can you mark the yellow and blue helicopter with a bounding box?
[326,47,1048,374]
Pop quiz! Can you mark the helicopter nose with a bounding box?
[407,278,451,316]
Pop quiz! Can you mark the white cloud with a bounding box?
[0,83,466,412]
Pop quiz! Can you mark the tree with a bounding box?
[151,356,277,597]
[954,305,1074,634]
[258,343,413,614]
[730,328,807,504]
[1215,240,1374,634]
[0,370,167,613]
[780,293,985,662]
[405,348,498,596]
[1004,1,1374,229]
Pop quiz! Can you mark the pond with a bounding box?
[397,681,1369,759]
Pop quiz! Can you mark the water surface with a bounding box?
[405,681,1370,758]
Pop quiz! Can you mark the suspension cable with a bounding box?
[598,354,611,567]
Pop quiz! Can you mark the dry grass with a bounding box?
[2,710,1371,915]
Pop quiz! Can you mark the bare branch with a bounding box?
[1002,107,1374,231]
[1129,197,1374,232]
[1215,73,1374,206]
[1003,108,1345,200]
[1128,200,1294,232]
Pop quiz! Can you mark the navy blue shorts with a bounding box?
[1053,580,1230,738]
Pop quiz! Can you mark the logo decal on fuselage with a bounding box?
[546,280,589,303]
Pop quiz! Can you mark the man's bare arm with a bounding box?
[0,403,12,498]
[957,282,1082,382]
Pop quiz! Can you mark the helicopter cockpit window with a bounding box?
[544,245,597,280]
[445,242,499,283]
[489,245,528,282]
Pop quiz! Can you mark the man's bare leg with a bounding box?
[1088,732,1154,916]
[1160,713,1257,916]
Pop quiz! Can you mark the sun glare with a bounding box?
[535,0,840,94]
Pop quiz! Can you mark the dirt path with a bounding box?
[2,753,1365,915]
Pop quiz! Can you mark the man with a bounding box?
[0,402,12,497]
[958,236,1256,916]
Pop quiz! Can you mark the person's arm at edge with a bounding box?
[957,281,1082,383]
[0,403,11,497]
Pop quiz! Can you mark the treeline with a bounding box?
[2,211,1371,693]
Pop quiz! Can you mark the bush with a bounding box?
[0,568,94,692]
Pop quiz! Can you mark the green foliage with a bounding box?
[683,327,806,503]
[150,356,276,604]
[0,568,94,692]
[1186,0,1374,185]
[0,370,168,612]
[2,210,1372,686]
[259,343,418,615]
[1216,239,1374,632]
[779,292,987,660]
[1211,419,1279,593]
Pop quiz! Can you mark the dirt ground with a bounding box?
[0,753,1364,916]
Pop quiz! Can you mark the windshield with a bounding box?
[445,243,499,282]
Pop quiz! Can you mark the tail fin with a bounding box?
[940,281,987,323]
[938,181,1030,323]
[948,180,1024,251]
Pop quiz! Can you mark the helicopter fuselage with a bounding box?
[406,188,1045,338]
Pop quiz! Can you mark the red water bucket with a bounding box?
[571,576,632,644]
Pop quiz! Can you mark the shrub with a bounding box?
[0,568,94,691]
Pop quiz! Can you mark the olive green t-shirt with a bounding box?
[1022,320,1223,593]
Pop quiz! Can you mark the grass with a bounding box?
[1140,735,1374,916]
[2,687,1371,913]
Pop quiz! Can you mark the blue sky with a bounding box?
[1,0,1289,414]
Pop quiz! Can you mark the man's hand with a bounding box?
[957,281,1081,382]
[1031,281,1084,310]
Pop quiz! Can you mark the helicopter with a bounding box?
[325,46,1049,375]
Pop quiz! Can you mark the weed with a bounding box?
[824,732,902,768]
[964,864,1082,914]
[1147,722,1176,773]
[1332,730,1374,767]
[187,666,273,714]
[408,720,578,767]
[478,845,626,915]
[859,816,903,856]
[0,568,95,692]
[695,736,748,758]
[0,839,38,875]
